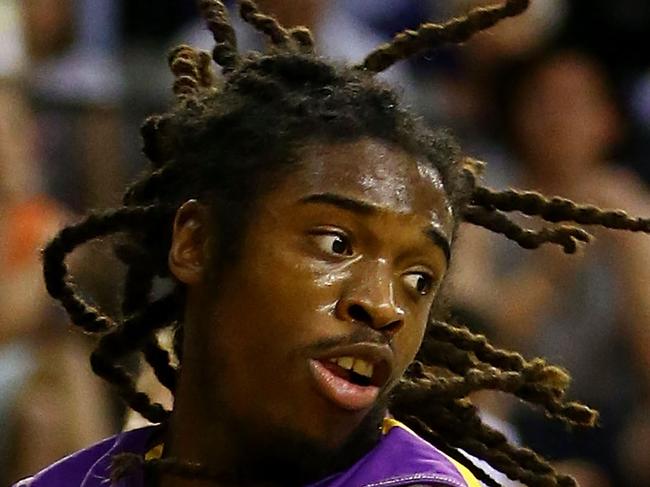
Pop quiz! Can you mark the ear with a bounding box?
[168,200,212,285]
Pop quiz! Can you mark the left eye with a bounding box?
[403,273,434,296]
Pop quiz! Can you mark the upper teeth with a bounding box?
[330,356,374,378]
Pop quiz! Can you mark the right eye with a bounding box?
[313,233,353,256]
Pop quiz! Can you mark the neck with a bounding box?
[157,383,255,487]
[157,386,384,487]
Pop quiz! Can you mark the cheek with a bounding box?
[198,244,358,427]
[213,242,347,352]
[392,308,429,374]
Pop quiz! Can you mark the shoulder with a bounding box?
[381,419,482,487]
[10,426,158,487]
[329,418,481,487]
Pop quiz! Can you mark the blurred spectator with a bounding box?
[0,0,26,77]
[618,404,650,485]
[628,68,650,183]
[458,0,568,61]
[0,79,115,485]
[561,0,650,76]
[559,1,650,182]
[408,0,569,147]
[0,80,55,340]
[24,0,122,104]
[21,0,126,210]
[450,49,650,486]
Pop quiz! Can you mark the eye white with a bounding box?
[315,234,351,256]
[403,273,432,295]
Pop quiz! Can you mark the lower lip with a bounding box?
[308,359,379,411]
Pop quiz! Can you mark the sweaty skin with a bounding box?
[163,138,454,486]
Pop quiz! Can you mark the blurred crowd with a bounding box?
[0,0,649,485]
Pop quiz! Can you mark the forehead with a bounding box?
[281,138,453,229]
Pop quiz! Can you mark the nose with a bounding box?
[335,267,405,337]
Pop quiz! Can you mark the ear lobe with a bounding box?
[168,200,212,285]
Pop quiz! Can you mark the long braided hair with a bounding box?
[41,1,650,485]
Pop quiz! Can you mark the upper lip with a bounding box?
[312,342,394,388]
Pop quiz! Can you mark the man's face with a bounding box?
[179,137,453,478]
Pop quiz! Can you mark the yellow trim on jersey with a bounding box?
[444,454,482,487]
[382,418,481,487]
[382,417,417,435]
[145,443,164,461]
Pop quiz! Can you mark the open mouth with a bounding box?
[308,354,391,412]
[320,357,386,387]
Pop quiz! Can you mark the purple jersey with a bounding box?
[14,419,479,487]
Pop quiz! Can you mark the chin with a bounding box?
[234,400,388,485]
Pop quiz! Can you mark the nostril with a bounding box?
[382,319,402,337]
[348,303,372,324]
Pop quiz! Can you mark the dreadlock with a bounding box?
[41,1,650,486]
[359,0,530,73]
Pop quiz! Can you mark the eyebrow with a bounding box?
[299,192,451,261]
[300,193,377,215]
[424,227,451,262]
